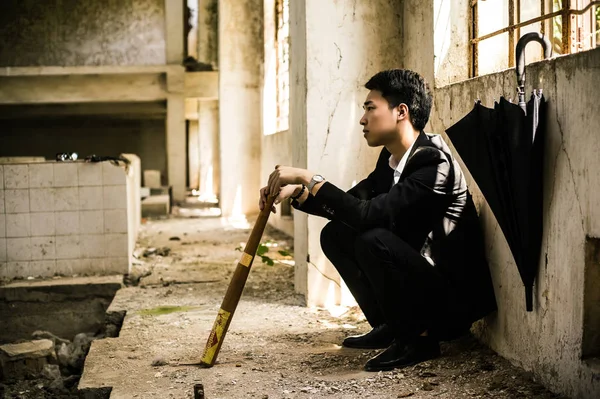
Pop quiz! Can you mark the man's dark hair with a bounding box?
[365,69,433,131]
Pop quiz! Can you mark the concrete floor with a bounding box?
[76,216,565,399]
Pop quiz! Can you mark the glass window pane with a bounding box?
[520,0,541,22]
[478,32,509,75]
[477,0,509,36]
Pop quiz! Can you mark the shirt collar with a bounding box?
[388,138,417,177]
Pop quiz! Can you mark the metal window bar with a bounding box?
[469,0,600,76]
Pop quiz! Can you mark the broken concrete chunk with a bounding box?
[0,339,55,380]
[0,339,54,361]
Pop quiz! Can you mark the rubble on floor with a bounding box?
[74,216,566,399]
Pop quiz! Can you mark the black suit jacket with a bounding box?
[294,132,497,337]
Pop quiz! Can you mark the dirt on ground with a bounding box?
[3,215,569,399]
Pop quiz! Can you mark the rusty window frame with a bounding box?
[469,0,600,77]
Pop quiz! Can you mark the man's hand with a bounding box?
[259,186,276,213]
[267,165,312,196]
[259,184,303,213]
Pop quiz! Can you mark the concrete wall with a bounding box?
[218,0,263,217]
[0,118,167,185]
[290,0,403,306]
[0,0,166,67]
[0,160,137,280]
[404,3,600,395]
[429,48,600,399]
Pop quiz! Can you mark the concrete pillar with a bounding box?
[198,0,219,68]
[290,0,403,306]
[165,0,185,64]
[166,92,187,201]
[199,100,220,201]
[165,0,187,202]
[188,119,200,189]
[195,0,219,201]
[218,0,263,217]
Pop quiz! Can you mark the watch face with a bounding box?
[314,175,324,182]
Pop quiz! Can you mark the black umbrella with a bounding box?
[445,32,551,311]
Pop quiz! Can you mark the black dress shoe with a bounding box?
[364,336,440,372]
[342,324,395,349]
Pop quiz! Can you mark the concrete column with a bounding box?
[218,0,263,217]
[188,119,200,189]
[166,92,187,201]
[195,0,219,201]
[290,0,403,306]
[198,0,219,68]
[198,100,220,200]
[289,0,309,301]
[165,0,185,64]
[164,0,187,202]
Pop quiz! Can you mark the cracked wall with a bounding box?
[0,0,166,67]
[218,0,264,217]
[289,0,403,306]
[428,48,600,399]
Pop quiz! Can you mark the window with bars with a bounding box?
[469,0,600,77]
[275,0,290,133]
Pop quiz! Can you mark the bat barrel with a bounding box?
[199,195,276,367]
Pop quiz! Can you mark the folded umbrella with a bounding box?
[446,33,551,311]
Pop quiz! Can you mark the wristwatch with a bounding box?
[307,174,325,193]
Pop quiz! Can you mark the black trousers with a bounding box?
[320,221,451,342]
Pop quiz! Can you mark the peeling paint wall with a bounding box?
[428,49,600,399]
[0,0,166,67]
[290,0,403,306]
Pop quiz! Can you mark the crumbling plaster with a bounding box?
[0,0,166,67]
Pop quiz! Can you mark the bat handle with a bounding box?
[199,194,276,367]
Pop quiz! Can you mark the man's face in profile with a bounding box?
[360,90,398,147]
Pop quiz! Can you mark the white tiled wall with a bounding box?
[0,160,137,280]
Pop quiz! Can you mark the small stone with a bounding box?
[421,381,434,391]
[397,393,414,398]
[152,357,167,366]
[155,371,163,378]
[169,236,181,241]
[41,364,61,380]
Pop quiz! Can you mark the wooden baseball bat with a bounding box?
[199,194,277,367]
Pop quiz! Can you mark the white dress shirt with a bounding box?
[388,140,417,185]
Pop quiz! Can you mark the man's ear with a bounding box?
[397,103,409,121]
